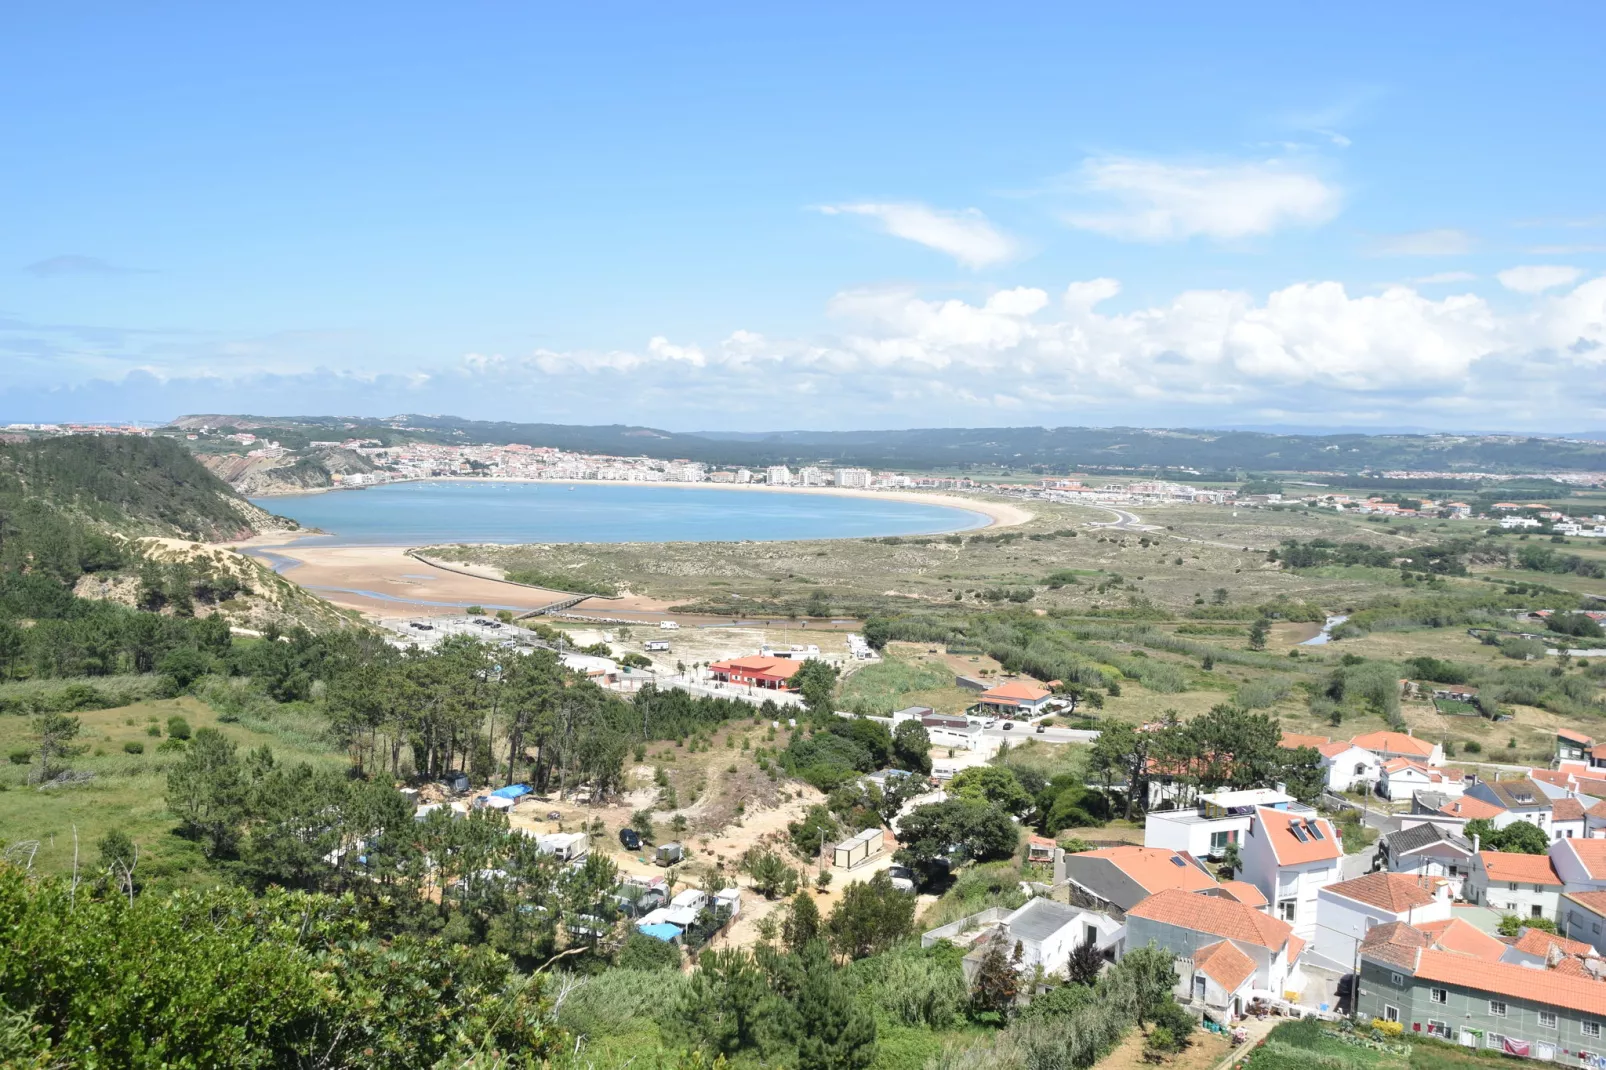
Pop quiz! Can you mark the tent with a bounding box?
[638,923,683,943]
[490,784,531,800]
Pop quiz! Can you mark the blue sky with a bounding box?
[4,4,1604,432]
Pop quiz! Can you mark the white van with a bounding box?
[659,620,680,630]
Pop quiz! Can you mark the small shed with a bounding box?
[655,842,684,866]
[833,827,886,870]
[442,771,471,793]
[714,887,742,918]
[491,783,531,800]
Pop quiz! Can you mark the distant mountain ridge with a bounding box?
[167,414,1606,474]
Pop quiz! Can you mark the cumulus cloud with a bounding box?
[1061,157,1340,242]
[817,203,1018,268]
[1368,229,1475,256]
[1409,271,1477,285]
[1497,264,1584,294]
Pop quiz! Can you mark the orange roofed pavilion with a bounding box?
[708,655,804,690]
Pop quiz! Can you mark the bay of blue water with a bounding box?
[253,480,989,545]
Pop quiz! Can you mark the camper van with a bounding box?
[659,620,680,630]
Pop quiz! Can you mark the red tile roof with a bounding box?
[1286,934,1306,964]
[1479,850,1562,886]
[1411,949,1606,1017]
[1553,798,1587,822]
[1557,838,1606,880]
[1439,796,1505,820]
[1080,846,1218,895]
[1254,808,1342,865]
[979,680,1051,703]
[1126,887,1298,952]
[1511,927,1597,960]
[1351,731,1435,759]
[1559,729,1596,745]
[1360,921,1429,971]
[709,655,803,680]
[1588,800,1606,820]
[1317,740,1357,758]
[1193,940,1256,993]
[1565,891,1606,917]
[1325,872,1442,913]
[1217,880,1268,908]
[1280,732,1331,750]
[1417,917,1506,961]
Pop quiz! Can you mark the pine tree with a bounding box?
[793,943,876,1070]
[783,890,821,953]
[1248,617,1270,651]
[970,931,1019,1020]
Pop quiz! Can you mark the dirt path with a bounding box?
[1095,1023,1231,1070]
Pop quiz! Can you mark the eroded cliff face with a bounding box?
[199,448,377,497]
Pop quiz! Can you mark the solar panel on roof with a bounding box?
[1291,825,1309,842]
[1170,855,1186,866]
[1307,822,1324,840]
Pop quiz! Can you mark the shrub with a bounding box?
[615,933,683,972]
[7,749,30,766]
[156,737,187,753]
[558,967,683,1038]
[122,741,145,755]
[146,725,162,737]
[166,716,192,741]
[1371,1017,1404,1037]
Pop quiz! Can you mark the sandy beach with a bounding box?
[230,485,1032,621]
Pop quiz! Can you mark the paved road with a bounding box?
[1090,507,1160,532]
[983,724,1099,745]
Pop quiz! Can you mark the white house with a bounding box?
[1551,797,1587,841]
[1550,837,1606,893]
[1280,733,1381,793]
[1144,787,1298,861]
[1312,872,1453,973]
[1499,925,1599,969]
[1377,759,1465,802]
[1124,887,1307,1016]
[1462,778,1553,833]
[1466,850,1563,921]
[1377,823,1476,899]
[1239,807,1343,939]
[1350,730,1443,767]
[1000,898,1124,974]
[1561,891,1606,954]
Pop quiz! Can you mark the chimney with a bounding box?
[1407,727,1414,737]
[1473,832,1481,854]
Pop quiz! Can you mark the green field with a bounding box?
[0,695,345,886]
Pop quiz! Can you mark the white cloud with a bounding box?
[1368,229,1475,256]
[1409,271,1476,285]
[1064,278,1121,308]
[1498,264,1584,293]
[817,202,1017,268]
[1061,157,1340,242]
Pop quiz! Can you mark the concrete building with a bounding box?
[1378,759,1465,801]
[1551,838,1606,894]
[1312,872,1452,972]
[1561,892,1606,954]
[765,466,793,485]
[1124,888,1308,1014]
[1467,851,1564,920]
[975,680,1054,717]
[1239,808,1343,938]
[1358,933,1606,1058]
[1465,778,1554,833]
[1279,733,1380,792]
[1143,787,1298,862]
[834,468,872,489]
[797,466,825,487]
[1377,823,1476,899]
[1350,730,1444,767]
[1056,845,1216,912]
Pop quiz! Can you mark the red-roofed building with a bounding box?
[1055,845,1217,911]
[1416,916,1506,961]
[975,680,1053,716]
[708,655,803,690]
[1552,797,1588,840]
[1558,728,1596,764]
[1502,925,1599,969]
[1351,730,1443,766]
[1125,888,1306,1013]
[1552,837,1606,894]
[1562,891,1606,957]
[1240,808,1343,938]
[1379,758,1465,801]
[1469,851,1563,922]
[1314,873,1453,970]
[1434,795,1507,826]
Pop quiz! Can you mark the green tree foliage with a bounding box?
[29,712,82,783]
[674,948,770,1056]
[794,659,841,716]
[1247,618,1270,651]
[950,765,1034,816]
[1064,939,1104,986]
[1465,817,1550,854]
[826,871,915,960]
[784,890,822,953]
[742,848,800,899]
[0,864,561,1068]
[891,719,933,775]
[793,942,877,1070]
[969,932,1019,1021]
[166,727,248,858]
[894,800,1018,882]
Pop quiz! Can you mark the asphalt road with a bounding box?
[1090,507,1159,532]
[982,723,1099,744]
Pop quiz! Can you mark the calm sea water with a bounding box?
[253,480,989,545]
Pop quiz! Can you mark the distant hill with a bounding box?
[169,414,1606,475]
[0,436,282,584]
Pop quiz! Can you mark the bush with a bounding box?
[146,724,162,737]
[7,749,30,765]
[166,716,192,741]
[156,737,187,753]
[557,967,683,1038]
[615,933,683,971]
[122,741,145,755]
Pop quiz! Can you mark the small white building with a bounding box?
[1377,823,1476,899]
[1462,778,1553,833]
[1239,807,1343,939]
[1377,759,1465,802]
[1000,898,1123,975]
[1466,850,1563,921]
[1349,730,1443,767]
[1312,872,1453,972]
[670,888,708,913]
[1551,837,1606,893]
[1144,787,1298,861]
[1318,741,1383,793]
[1124,887,1307,1015]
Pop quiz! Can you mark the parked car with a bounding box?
[618,828,642,851]
[1001,721,1014,731]
[1036,724,1047,734]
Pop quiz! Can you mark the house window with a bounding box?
[1391,972,1405,985]
[1510,882,1520,892]
[1489,1034,1506,1050]
[1595,922,1602,934]
[1428,1021,1450,1039]
[1534,904,1545,918]
[1449,866,1461,879]
[1585,1023,1602,1039]
[1279,900,1296,922]
[1431,989,1448,1004]
[1385,1005,1400,1023]
[1490,1001,1508,1017]
[1541,1012,1558,1028]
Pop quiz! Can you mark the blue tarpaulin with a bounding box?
[638,923,682,943]
[490,784,531,800]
